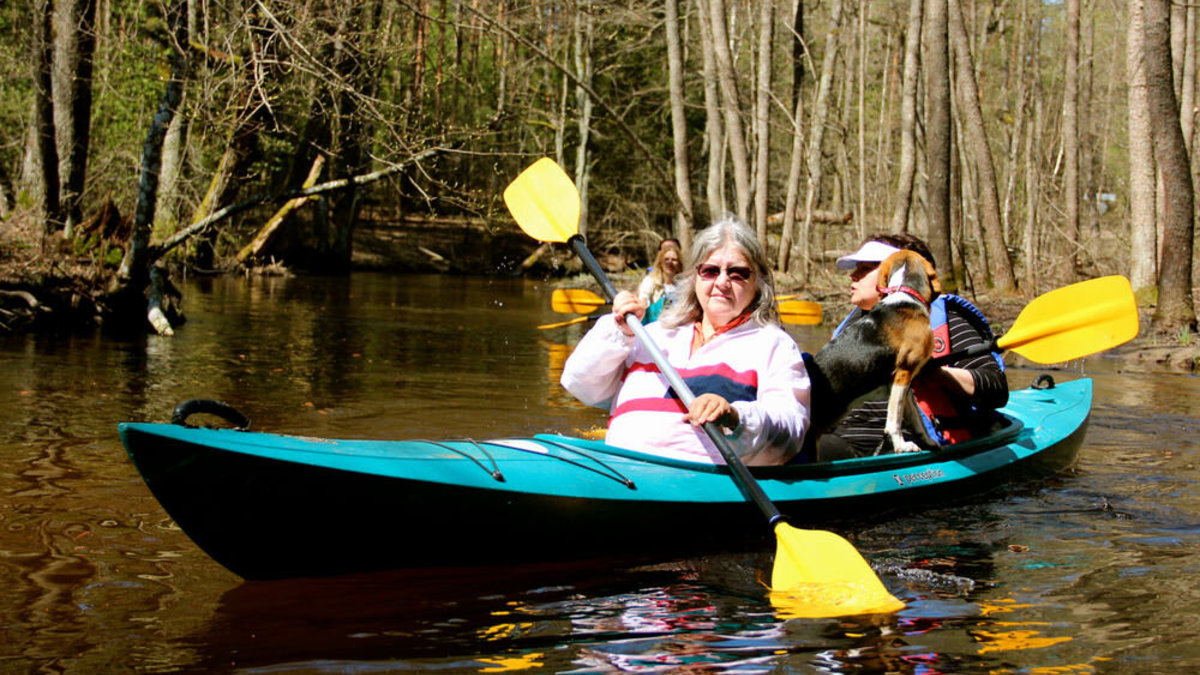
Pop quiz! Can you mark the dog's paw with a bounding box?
[894,440,924,454]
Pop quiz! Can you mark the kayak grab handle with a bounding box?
[171,399,252,431]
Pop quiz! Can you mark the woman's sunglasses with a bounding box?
[696,263,754,283]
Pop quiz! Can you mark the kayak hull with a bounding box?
[119,377,1091,579]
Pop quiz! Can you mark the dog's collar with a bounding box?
[877,284,931,306]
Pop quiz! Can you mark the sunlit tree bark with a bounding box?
[753,0,773,242]
[1062,0,1081,283]
[665,0,694,248]
[949,0,1016,293]
[696,0,725,221]
[707,0,751,222]
[1144,0,1197,332]
[54,0,97,237]
[573,0,594,238]
[925,0,953,288]
[791,0,843,277]
[890,0,923,234]
[1128,0,1159,297]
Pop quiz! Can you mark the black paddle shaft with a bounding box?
[567,234,787,526]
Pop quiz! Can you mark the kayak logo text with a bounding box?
[892,468,946,486]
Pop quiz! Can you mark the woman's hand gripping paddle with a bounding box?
[504,158,903,618]
[931,275,1140,366]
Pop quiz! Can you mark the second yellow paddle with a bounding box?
[551,288,609,314]
[930,275,1139,366]
[552,287,823,326]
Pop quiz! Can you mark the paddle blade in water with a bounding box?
[503,158,580,244]
[778,300,823,326]
[998,275,1139,364]
[551,288,608,314]
[769,522,904,618]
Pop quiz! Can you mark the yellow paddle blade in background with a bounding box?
[769,523,906,618]
[778,300,823,326]
[998,275,1139,364]
[537,316,592,330]
[551,288,608,314]
[502,158,580,243]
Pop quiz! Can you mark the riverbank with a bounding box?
[1,223,1191,375]
[569,268,1191,376]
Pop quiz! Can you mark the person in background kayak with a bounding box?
[816,232,1008,460]
[637,240,682,322]
[562,217,811,466]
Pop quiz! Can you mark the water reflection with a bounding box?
[1,274,1199,671]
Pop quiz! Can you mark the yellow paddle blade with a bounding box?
[537,316,592,330]
[503,158,580,243]
[769,522,905,618]
[776,294,799,301]
[551,288,608,314]
[998,275,1139,364]
[778,300,823,326]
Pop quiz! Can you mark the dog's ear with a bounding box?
[922,257,942,298]
[875,252,898,285]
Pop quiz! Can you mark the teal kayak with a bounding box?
[118,376,1091,580]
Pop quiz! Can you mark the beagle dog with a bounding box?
[806,250,942,454]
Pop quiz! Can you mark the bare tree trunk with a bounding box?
[1024,82,1042,292]
[573,0,593,238]
[707,0,752,223]
[54,0,97,237]
[1002,0,1030,249]
[778,77,805,273]
[925,0,954,288]
[949,0,1016,293]
[155,102,186,237]
[1172,0,1186,98]
[753,0,773,242]
[0,162,13,218]
[1062,0,1081,282]
[890,0,923,233]
[792,0,805,106]
[326,1,384,271]
[1128,0,1159,296]
[794,0,843,277]
[855,0,867,238]
[408,0,427,110]
[1182,3,1197,156]
[666,0,694,249]
[1081,3,1100,251]
[117,0,186,300]
[874,26,898,240]
[34,0,63,234]
[696,0,725,221]
[1145,0,1198,332]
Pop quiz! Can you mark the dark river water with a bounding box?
[1,272,1197,673]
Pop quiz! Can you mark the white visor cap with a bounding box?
[835,240,903,271]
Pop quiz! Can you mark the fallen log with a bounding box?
[237,155,325,264]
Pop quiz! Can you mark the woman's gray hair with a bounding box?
[658,216,779,329]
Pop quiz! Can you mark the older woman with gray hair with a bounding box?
[561,217,811,465]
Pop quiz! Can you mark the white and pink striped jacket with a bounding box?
[561,315,811,465]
